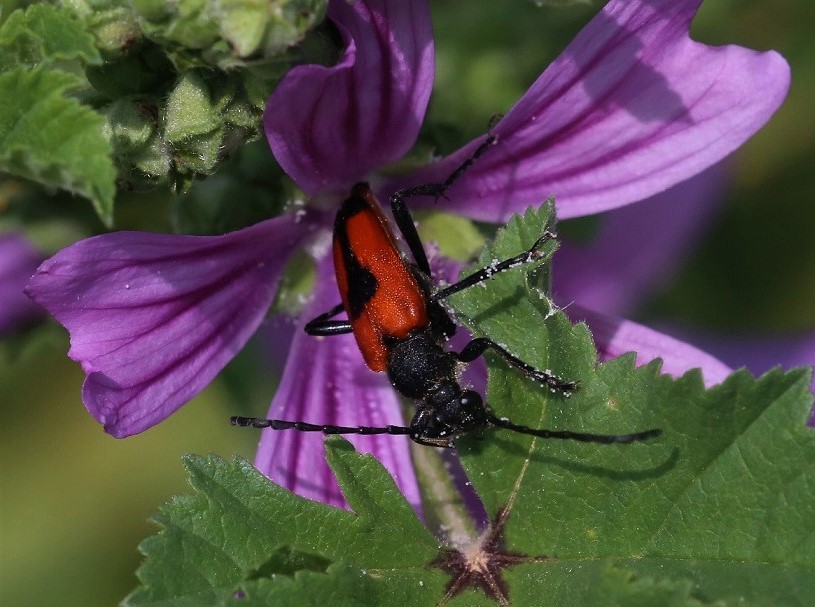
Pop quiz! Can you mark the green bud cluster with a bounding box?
[0,1,327,226]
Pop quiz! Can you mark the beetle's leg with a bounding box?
[431,231,556,302]
[304,303,353,336]
[454,337,578,394]
[389,133,498,277]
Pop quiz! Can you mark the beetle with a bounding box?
[231,135,661,447]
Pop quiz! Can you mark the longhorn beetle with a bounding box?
[231,135,661,447]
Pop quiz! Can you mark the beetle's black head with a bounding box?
[441,389,490,432]
[409,384,491,447]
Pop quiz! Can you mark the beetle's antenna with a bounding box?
[487,414,661,444]
[229,416,413,437]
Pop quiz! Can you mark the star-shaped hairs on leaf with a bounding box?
[26,0,789,510]
[432,506,548,606]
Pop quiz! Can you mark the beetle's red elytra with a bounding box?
[332,182,429,372]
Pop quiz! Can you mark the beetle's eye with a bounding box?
[459,390,483,410]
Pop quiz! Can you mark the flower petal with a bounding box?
[26,215,315,437]
[676,328,815,396]
[428,252,488,394]
[697,331,815,425]
[254,256,421,510]
[554,164,725,316]
[570,304,732,387]
[400,0,789,222]
[265,0,434,195]
[705,332,815,380]
[0,234,46,334]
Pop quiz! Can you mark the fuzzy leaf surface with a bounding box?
[0,3,100,71]
[124,443,445,607]
[0,67,115,225]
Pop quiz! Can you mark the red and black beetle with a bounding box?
[232,136,660,447]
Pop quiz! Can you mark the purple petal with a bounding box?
[654,326,815,426]
[0,234,46,334]
[554,164,726,316]
[696,330,815,426]
[398,0,789,222]
[570,305,732,387]
[428,252,488,394]
[265,0,434,195]
[256,314,298,376]
[704,332,815,379]
[676,328,815,393]
[254,255,420,510]
[26,215,315,437]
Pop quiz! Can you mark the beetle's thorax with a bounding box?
[386,329,458,400]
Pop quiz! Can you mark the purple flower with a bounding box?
[1,234,46,335]
[554,165,727,317]
[703,332,815,393]
[435,164,735,390]
[26,0,789,509]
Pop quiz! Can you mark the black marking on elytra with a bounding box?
[345,264,377,319]
[334,186,379,320]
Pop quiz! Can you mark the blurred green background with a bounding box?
[1,1,813,606]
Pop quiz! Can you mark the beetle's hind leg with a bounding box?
[454,337,578,395]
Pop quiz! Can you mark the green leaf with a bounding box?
[0,1,327,226]
[0,3,101,71]
[124,445,442,606]
[449,203,815,606]
[0,4,116,224]
[0,67,116,226]
[127,203,815,606]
